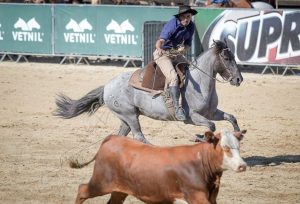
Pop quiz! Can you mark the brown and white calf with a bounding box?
[71,130,247,204]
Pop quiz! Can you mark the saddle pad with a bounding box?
[129,61,189,96]
[141,61,166,91]
[129,68,163,97]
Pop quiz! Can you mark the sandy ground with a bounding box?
[0,61,299,204]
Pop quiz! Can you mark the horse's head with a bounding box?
[213,40,243,86]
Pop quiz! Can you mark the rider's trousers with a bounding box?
[153,49,186,87]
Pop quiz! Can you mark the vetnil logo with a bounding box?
[64,18,95,43]
[0,23,3,40]
[104,19,138,45]
[12,18,44,42]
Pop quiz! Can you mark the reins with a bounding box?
[186,59,231,84]
[153,47,234,84]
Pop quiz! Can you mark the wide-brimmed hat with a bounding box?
[174,5,198,18]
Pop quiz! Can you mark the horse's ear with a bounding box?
[224,38,228,47]
[212,39,221,48]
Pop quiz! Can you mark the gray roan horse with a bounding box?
[54,40,243,144]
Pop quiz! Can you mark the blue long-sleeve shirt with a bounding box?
[159,17,195,50]
[212,0,229,3]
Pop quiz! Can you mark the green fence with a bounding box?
[0,4,176,58]
[0,4,200,65]
[0,4,52,54]
[0,4,299,66]
[54,5,176,57]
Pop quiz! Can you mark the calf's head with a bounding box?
[205,130,247,172]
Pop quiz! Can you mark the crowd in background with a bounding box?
[0,0,194,5]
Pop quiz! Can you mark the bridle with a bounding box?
[186,47,235,83]
[155,47,235,84]
[218,48,234,82]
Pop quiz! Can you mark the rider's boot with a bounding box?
[169,86,186,121]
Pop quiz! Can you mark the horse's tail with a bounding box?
[54,86,105,119]
[69,155,96,169]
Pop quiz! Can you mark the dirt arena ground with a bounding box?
[0,61,299,204]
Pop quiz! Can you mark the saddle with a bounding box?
[129,61,188,96]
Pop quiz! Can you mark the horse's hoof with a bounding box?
[133,135,152,145]
[144,140,153,145]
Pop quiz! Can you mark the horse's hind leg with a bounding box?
[114,112,151,144]
[126,116,151,144]
[118,120,131,136]
[107,192,128,204]
[131,122,150,144]
[211,109,240,132]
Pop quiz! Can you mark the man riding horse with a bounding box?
[55,6,244,144]
[153,5,197,121]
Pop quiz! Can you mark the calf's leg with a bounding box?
[186,191,210,204]
[75,183,106,204]
[107,192,128,204]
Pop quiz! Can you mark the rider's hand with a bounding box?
[177,46,186,54]
[157,48,164,56]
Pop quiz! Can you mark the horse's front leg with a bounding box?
[211,109,240,132]
[189,111,216,132]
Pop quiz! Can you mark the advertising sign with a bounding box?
[0,4,52,54]
[97,6,176,57]
[195,9,300,65]
[54,5,176,57]
[54,6,100,55]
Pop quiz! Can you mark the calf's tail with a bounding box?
[69,155,96,169]
[54,86,105,119]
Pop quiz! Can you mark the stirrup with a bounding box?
[175,107,186,121]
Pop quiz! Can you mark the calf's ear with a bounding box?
[205,131,220,146]
[204,131,214,141]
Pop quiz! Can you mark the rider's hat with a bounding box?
[174,5,198,18]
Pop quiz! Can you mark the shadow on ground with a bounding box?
[245,155,300,167]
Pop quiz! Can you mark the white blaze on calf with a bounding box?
[220,130,247,172]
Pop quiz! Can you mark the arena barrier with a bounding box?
[0,4,299,73]
[0,4,177,66]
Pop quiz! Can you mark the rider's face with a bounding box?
[179,13,192,27]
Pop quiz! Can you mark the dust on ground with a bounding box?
[0,62,299,204]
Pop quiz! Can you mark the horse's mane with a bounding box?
[212,40,228,55]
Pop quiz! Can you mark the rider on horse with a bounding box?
[153,5,198,121]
